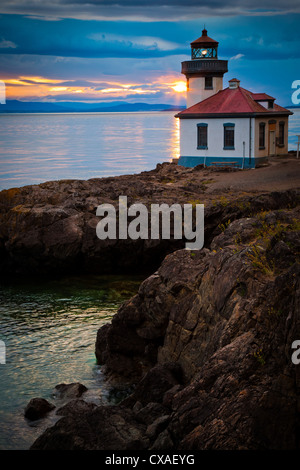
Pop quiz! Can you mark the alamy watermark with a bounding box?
[291,80,300,105]
[291,340,300,365]
[0,80,5,104]
[0,340,6,364]
[95,196,204,250]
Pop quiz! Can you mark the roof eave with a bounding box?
[175,110,293,119]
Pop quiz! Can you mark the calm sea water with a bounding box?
[0,275,142,450]
[0,111,180,191]
[0,109,299,192]
[0,112,177,449]
[288,108,300,150]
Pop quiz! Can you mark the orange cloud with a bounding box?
[2,73,186,101]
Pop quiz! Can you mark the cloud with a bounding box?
[0,16,186,59]
[0,0,300,21]
[25,15,62,21]
[89,33,181,51]
[230,53,245,60]
[0,38,17,48]
[0,7,298,107]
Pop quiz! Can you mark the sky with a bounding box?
[0,0,299,107]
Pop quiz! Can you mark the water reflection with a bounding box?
[0,109,297,191]
[0,112,180,190]
[0,274,143,450]
[288,108,300,149]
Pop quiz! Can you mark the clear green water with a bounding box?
[0,274,143,450]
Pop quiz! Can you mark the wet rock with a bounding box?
[30,405,149,450]
[53,382,88,400]
[95,323,111,364]
[56,399,97,416]
[24,398,55,421]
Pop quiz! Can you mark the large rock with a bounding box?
[30,405,149,450]
[0,161,299,279]
[24,398,55,421]
[29,199,300,450]
[53,382,88,400]
[93,206,300,449]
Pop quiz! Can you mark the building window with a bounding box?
[279,121,285,146]
[223,123,235,149]
[205,77,213,90]
[197,123,208,149]
[268,101,274,109]
[259,122,265,149]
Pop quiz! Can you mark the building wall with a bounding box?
[187,76,223,107]
[254,116,289,158]
[178,117,256,167]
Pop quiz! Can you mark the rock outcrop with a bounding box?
[31,202,300,450]
[0,161,299,279]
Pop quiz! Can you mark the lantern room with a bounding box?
[181,29,228,107]
[190,29,218,59]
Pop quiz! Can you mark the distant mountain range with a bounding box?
[0,100,185,113]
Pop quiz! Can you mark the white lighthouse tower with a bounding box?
[181,29,228,107]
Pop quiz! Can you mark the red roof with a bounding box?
[191,29,218,46]
[251,93,275,101]
[176,86,292,117]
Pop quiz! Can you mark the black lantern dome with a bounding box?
[190,28,219,59]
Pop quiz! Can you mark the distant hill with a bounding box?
[0,100,185,113]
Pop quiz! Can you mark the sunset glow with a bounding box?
[171,81,187,93]
[0,8,298,107]
[3,74,186,102]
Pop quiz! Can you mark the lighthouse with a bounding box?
[175,29,292,169]
[181,29,228,107]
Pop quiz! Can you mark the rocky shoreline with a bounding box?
[0,157,299,281]
[1,158,300,449]
[31,202,300,450]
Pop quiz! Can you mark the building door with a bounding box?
[269,130,276,156]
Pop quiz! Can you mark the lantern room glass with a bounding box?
[192,47,218,59]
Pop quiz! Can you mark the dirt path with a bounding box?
[202,156,300,193]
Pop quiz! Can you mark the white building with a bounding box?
[175,29,292,169]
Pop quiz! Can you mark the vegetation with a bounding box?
[253,348,266,366]
[246,245,275,276]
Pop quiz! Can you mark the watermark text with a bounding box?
[291,80,300,105]
[0,80,5,104]
[0,340,6,364]
[291,340,300,365]
[96,196,204,250]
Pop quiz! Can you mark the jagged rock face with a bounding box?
[94,206,300,449]
[32,204,300,450]
[6,159,297,450]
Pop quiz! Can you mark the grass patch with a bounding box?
[218,219,231,232]
[212,195,229,207]
[246,244,275,276]
[253,348,266,366]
